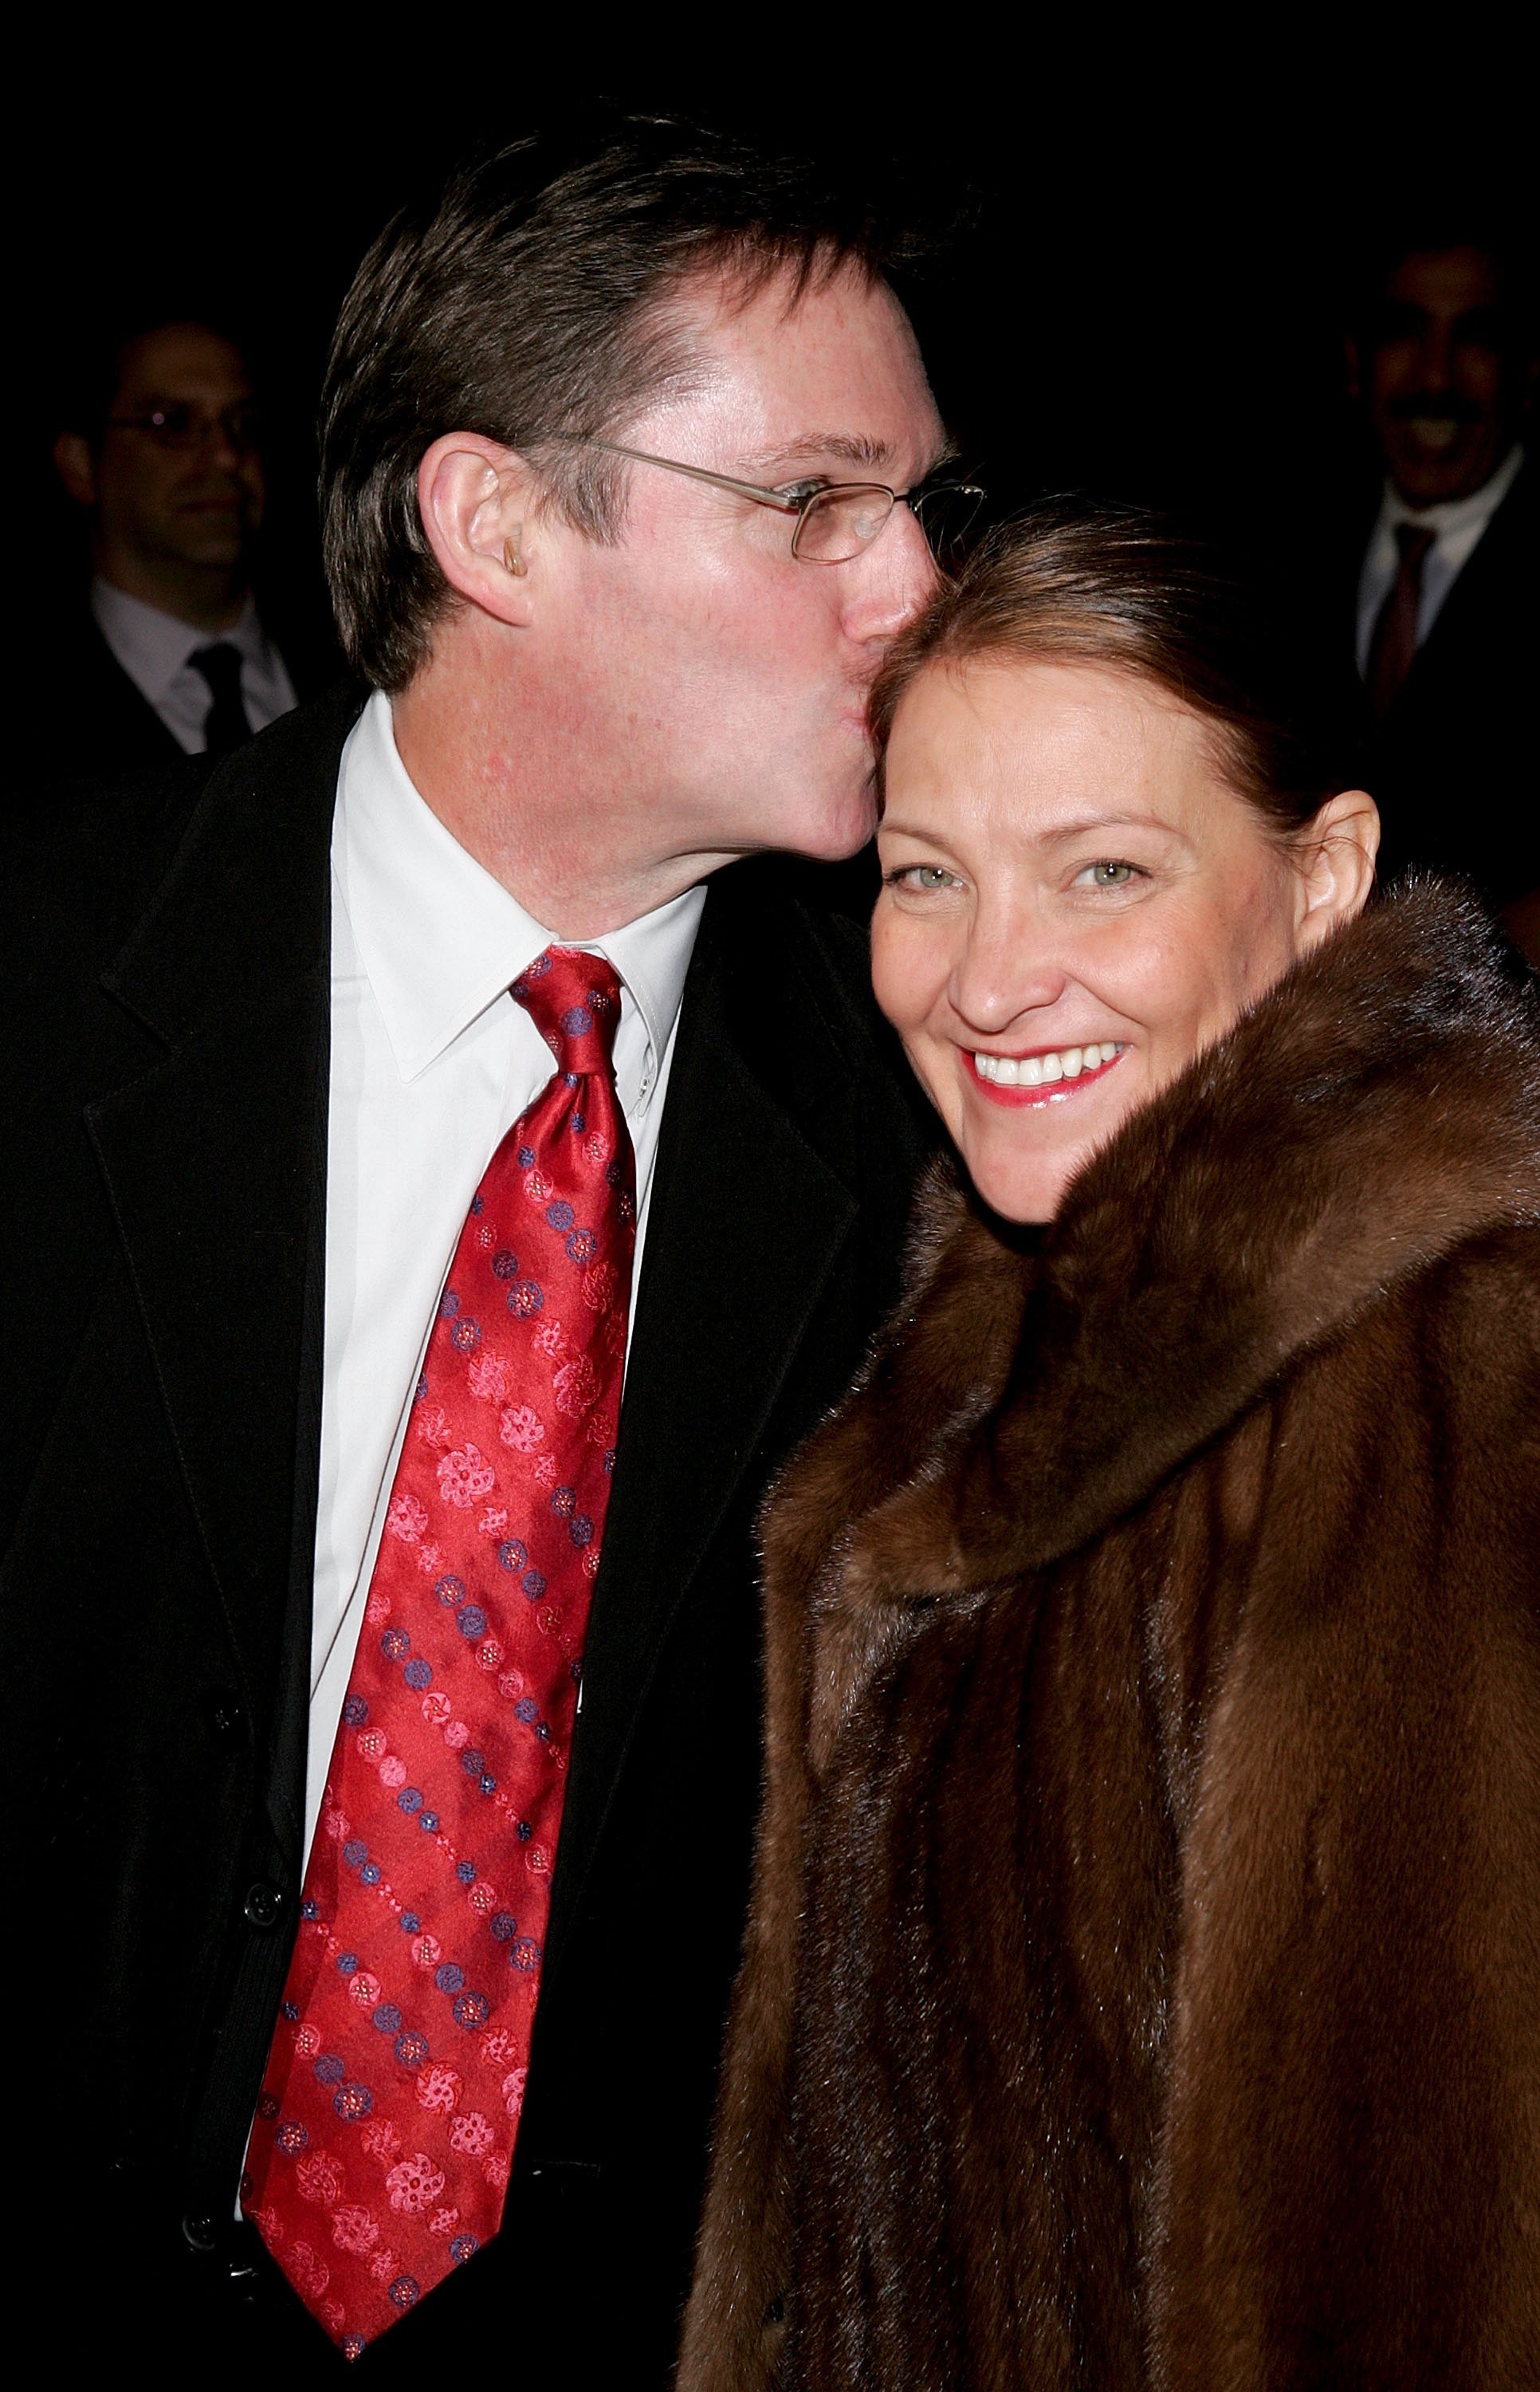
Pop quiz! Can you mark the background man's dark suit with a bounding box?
[43,604,188,767]
[4,688,932,2374]
[21,596,340,784]
[1358,462,1537,905]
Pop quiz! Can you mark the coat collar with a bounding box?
[796,880,1540,1630]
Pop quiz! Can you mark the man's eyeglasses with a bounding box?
[576,441,984,565]
[106,402,263,454]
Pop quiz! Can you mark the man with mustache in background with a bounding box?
[1346,232,1537,935]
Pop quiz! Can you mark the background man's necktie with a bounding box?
[245,949,636,2358]
[190,640,253,754]
[1365,523,1436,720]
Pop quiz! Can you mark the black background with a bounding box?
[24,48,1534,629]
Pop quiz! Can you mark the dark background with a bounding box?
[24,54,1534,634]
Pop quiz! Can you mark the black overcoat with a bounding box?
[1,687,931,2377]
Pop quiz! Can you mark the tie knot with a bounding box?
[1396,522,1436,568]
[512,946,624,1076]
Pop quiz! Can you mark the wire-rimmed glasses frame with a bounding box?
[576,439,984,565]
[104,402,263,454]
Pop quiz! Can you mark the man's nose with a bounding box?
[206,417,247,471]
[850,503,941,647]
[1416,319,1456,393]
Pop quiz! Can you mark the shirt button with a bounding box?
[182,2212,220,2254]
[243,1882,284,1930]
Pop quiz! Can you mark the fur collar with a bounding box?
[772,881,1540,1753]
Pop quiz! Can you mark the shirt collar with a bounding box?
[1381,442,1524,545]
[598,867,705,1105]
[334,690,703,1088]
[91,578,267,703]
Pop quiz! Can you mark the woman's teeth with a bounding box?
[972,1041,1125,1087]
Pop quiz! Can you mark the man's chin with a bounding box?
[1386,430,1500,507]
[169,538,247,572]
[800,782,879,864]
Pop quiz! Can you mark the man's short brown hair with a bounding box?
[320,116,916,691]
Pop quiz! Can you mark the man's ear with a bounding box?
[54,431,97,506]
[1294,789,1381,951]
[417,434,542,628]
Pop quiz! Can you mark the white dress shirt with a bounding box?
[91,577,298,752]
[310,691,705,1864]
[1355,443,1524,675]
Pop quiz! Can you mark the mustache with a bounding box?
[1387,391,1483,425]
[174,478,253,503]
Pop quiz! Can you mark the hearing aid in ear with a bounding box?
[503,528,528,578]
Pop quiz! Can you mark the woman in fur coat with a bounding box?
[679,507,1540,2391]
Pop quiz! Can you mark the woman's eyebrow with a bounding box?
[877,813,953,841]
[1036,811,1188,847]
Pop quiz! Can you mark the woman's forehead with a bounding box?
[882,658,1233,836]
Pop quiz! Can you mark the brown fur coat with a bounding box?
[678,882,1540,2391]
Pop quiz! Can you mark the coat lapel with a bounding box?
[85,690,358,1835]
[547,872,864,1962]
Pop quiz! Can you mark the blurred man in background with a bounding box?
[45,316,324,776]
[1346,234,1535,922]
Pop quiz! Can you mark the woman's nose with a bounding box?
[949,918,1067,1032]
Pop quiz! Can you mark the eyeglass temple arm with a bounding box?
[589,439,980,517]
[588,442,803,516]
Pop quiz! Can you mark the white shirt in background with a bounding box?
[1355,444,1524,676]
[91,576,298,752]
[310,690,705,1865]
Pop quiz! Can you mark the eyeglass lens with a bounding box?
[791,481,985,566]
[791,486,895,563]
[118,404,262,452]
[909,482,986,567]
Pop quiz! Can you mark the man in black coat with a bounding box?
[4,123,942,2375]
[1343,234,1536,914]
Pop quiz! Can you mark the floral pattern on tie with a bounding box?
[244,950,635,2356]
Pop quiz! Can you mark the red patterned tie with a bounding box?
[244,948,635,2358]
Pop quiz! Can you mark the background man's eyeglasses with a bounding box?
[578,441,985,566]
[107,403,263,454]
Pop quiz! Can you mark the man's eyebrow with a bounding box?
[749,431,959,478]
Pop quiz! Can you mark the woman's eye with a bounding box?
[1075,860,1138,888]
[890,864,960,891]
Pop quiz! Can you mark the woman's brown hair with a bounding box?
[871,500,1366,835]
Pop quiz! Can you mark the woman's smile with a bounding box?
[964,1041,1127,1105]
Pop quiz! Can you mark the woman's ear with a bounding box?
[417,433,540,628]
[1294,790,1381,951]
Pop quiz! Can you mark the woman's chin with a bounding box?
[964,1145,1074,1227]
